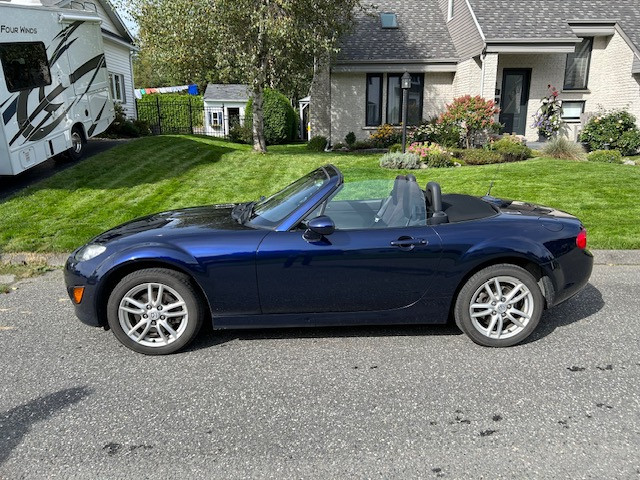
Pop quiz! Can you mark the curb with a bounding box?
[2,250,640,268]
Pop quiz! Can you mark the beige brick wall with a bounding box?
[329,72,455,144]
[452,57,482,97]
[497,31,640,142]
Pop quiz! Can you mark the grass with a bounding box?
[1,135,639,251]
[0,262,56,293]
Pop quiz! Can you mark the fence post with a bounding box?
[156,96,162,134]
[188,97,193,135]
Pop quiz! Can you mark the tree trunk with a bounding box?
[252,84,267,153]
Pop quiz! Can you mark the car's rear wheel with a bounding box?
[454,264,543,347]
[107,268,204,355]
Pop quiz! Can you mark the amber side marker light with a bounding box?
[72,286,85,304]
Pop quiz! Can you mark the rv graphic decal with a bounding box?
[2,20,108,147]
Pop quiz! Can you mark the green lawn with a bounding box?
[1,135,639,252]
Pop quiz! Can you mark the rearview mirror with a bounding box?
[303,215,335,242]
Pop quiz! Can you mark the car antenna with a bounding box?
[486,180,495,197]
[486,159,504,197]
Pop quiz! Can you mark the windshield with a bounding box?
[247,167,331,229]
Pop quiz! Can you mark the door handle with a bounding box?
[390,237,428,248]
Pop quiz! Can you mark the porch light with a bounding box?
[401,72,411,152]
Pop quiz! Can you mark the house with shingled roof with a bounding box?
[311,0,640,143]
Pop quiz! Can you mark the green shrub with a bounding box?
[229,123,252,144]
[307,136,328,152]
[579,110,640,155]
[245,88,297,145]
[345,131,356,147]
[463,149,503,165]
[587,149,623,164]
[332,142,346,150]
[490,137,532,162]
[103,103,147,138]
[351,140,374,150]
[448,147,465,159]
[426,152,454,168]
[617,130,640,156]
[389,143,403,153]
[408,118,462,148]
[136,94,204,130]
[541,137,586,161]
[369,124,401,148]
[379,152,421,170]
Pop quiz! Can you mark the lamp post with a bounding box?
[401,72,411,153]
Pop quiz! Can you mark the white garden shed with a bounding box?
[203,84,250,136]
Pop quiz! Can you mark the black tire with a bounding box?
[107,268,204,355]
[65,126,85,160]
[454,264,544,347]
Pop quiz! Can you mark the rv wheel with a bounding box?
[66,127,85,160]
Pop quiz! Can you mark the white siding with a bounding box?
[90,1,120,35]
[103,37,136,118]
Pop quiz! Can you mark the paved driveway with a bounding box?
[0,263,638,479]
[0,139,129,201]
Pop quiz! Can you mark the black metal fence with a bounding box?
[136,98,244,138]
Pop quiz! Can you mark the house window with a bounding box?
[380,13,397,29]
[561,101,585,120]
[209,110,223,127]
[447,0,454,21]
[386,73,424,126]
[109,72,126,103]
[366,74,383,126]
[0,42,51,92]
[564,38,593,90]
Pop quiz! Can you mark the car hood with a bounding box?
[93,204,250,244]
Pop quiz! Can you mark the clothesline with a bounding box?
[134,84,199,99]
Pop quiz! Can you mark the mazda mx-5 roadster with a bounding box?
[65,165,593,354]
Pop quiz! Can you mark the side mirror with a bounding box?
[303,215,335,242]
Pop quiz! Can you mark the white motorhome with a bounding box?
[0,1,115,175]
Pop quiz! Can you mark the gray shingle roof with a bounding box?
[203,84,250,101]
[468,0,640,53]
[337,0,458,62]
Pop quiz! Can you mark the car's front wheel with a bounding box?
[454,264,544,347]
[107,268,204,355]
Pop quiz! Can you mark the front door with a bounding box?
[255,227,442,315]
[499,69,531,136]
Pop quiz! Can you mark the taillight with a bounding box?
[576,229,587,249]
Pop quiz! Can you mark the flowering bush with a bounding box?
[439,96,501,148]
[579,110,640,155]
[408,118,462,148]
[531,85,563,139]
[407,142,454,168]
[369,123,401,148]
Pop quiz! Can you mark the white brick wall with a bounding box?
[452,57,482,97]
[496,31,640,141]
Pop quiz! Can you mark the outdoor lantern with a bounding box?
[401,72,412,89]
[401,72,411,152]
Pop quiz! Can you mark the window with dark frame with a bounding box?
[561,100,585,120]
[386,73,424,126]
[564,37,593,90]
[0,42,52,92]
[366,73,382,126]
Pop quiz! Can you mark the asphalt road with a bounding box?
[0,139,128,201]
[0,264,638,479]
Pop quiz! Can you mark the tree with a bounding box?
[120,0,364,152]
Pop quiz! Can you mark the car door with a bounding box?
[255,225,442,315]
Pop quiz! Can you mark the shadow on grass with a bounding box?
[0,386,91,465]
[0,136,235,199]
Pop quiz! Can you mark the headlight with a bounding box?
[75,244,106,262]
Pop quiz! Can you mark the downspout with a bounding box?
[480,46,487,98]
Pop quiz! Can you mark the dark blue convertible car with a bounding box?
[65,165,593,354]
